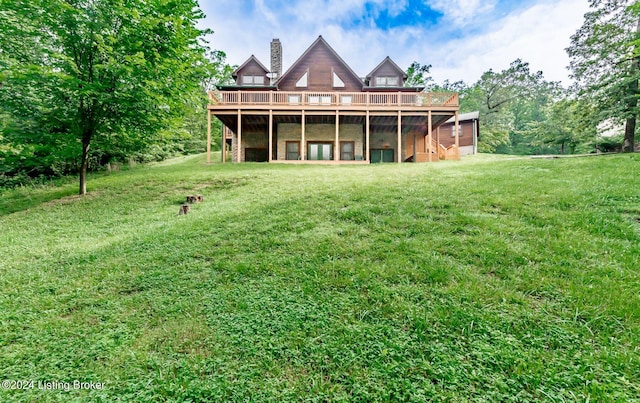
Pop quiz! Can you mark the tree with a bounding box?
[476,59,546,115]
[526,98,598,154]
[459,60,562,154]
[405,62,434,88]
[0,0,211,194]
[568,0,640,152]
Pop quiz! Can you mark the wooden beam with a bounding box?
[437,126,441,160]
[454,110,460,160]
[428,110,432,162]
[268,109,273,162]
[237,110,242,163]
[335,110,339,161]
[206,110,211,164]
[365,110,370,162]
[397,110,402,163]
[221,125,226,163]
[301,110,306,160]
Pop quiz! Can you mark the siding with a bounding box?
[368,59,404,88]
[277,42,362,92]
[235,59,269,86]
[438,121,476,148]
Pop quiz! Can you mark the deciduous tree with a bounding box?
[0,0,211,194]
[568,0,640,152]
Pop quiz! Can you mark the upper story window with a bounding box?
[242,75,265,85]
[333,72,345,88]
[375,76,399,87]
[296,71,308,88]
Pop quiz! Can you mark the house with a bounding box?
[438,111,480,157]
[206,36,461,163]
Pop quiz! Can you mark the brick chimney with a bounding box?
[270,39,282,79]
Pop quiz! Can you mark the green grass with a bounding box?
[1,153,639,401]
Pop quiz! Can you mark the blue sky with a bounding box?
[199,0,590,85]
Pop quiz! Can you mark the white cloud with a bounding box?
[200,0,590,86]
[427,0,590,85]
[427,0,498,26]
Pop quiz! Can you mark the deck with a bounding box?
[208,91,458,112]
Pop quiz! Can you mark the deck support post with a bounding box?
[301,110,306,160]
[206,109,211,164]
[428,110,433,162]
[335,110,339,161]
[365,111,370,162]
[454,111,460,160]
[268,110,273,162]
[397,110,402,163]
[237,110,242,163]
[437,126,441,159]
[221,125,226,163]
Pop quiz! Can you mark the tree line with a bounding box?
[1,0,637,194]
[407,0,638,156]
[0,0,231,193]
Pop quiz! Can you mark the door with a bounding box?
[370,149,394,163]
[286,141,300,160]
[308,143,333,160]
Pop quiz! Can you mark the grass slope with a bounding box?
[1,154,639,401]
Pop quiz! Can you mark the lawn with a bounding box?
[1,153,639,401]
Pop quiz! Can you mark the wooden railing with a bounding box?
[209,91,458,108]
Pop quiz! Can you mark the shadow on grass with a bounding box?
[0,183,79,215]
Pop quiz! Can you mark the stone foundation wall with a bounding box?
[231,131,268,162]
[276,123,364,160]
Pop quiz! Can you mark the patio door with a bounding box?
[370,149,394,163]
[308,143,333,160]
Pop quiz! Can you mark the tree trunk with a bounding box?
[624,17,640,152]
[79,133,91,195]
[623,116,636,152]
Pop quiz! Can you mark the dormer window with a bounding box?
[242,75,265,85]
[375,76,399,87]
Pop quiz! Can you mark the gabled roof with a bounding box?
[277,36,363,88]
[366,56,408,80]
[232,55,269,79]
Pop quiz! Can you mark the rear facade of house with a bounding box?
[207,36,474,164]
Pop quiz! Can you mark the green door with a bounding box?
[370,149,394,163]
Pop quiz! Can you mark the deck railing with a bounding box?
[209,91,458,108]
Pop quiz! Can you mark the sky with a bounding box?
[198,0,591,86]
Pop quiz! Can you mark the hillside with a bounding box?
[1,154,639,401]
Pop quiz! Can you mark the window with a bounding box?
[288,95,301,105]
[296,71,308,87]
[333,72,345,88]
[340,95,352,105]
[375,76,399,87]
[451,124,463,137]
[286,141,300,160]
[308,95,331,105]
[307,143,333,160]
[340,142,354,160]
[242,75,265,85]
